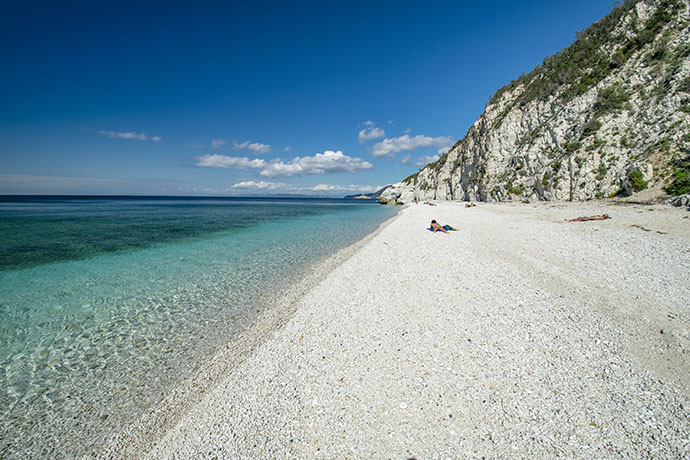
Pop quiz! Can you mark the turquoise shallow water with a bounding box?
[0,196,397,459]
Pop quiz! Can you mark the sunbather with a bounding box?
[430,219,456,233]
[565,214,610,222]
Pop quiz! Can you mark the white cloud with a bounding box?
[416,154,440,166]
[388,120,395,126]
[233,140,272,155]
[358,123,385,143]
[284,146,291,152]
[311,184,343,191]
[352,184,379,193]
[195,154,266,169]
[370,134,453,157]
[195,150,371,178]
[211,138,227,149]
[310,183,378,192]
[98,130,161,142]
[260,150,373,178]
[194,181,380,196]
[232,180,285,189]
[401,154,412,165]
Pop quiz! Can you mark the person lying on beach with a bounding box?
[565,214,610,222]
[430,220,457,233]
[465,202,476,208]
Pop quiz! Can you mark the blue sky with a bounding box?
[1,1,616,196]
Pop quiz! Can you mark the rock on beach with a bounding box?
[139,201,690,460]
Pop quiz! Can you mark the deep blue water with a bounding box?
[0,195,385,270]
[0,195,397,459]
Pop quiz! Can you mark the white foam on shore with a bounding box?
[113,201,690,459]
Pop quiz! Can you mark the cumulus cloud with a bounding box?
[211,138,227,149]
[284,146,291,152]
[416,154,440,166]
[260,150,373,178]
[232,180,285,189]
[195,181,380,196]
[401,154,412,165]
[358,122,385,143]
[370,134,453,157]
[195,154,266,169]
[195,151,371,178]
[98,130,161,142]
[310,183,378,192]
[311,184,344,191]
[233,140,272,155]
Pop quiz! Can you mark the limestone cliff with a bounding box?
[381,0,690,204]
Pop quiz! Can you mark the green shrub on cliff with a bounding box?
[402,171,419,185]
[627,169,648,192]
[664,156,690,195]
[565,141,582,153]
[489,0,684,116]
[678,77,690,94]
[594,84,630,118]
[582,118,602,136]
[596,163,608,180]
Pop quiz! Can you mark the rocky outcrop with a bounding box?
[667,193,690,207]
[383,0,690,204]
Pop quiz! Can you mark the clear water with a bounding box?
[0,196,397,459]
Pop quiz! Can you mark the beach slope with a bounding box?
[144,201,690,459]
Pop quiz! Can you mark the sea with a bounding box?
[0,195,398,459]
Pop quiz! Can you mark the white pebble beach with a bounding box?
[114,201,689,459]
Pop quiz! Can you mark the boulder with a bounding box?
[667,194,690,208]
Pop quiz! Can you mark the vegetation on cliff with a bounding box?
[490,0,684,120]
[390,0,690,204]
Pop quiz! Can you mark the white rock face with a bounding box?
[379,183,418,204]
[383,0,690,205]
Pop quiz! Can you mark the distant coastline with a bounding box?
[0,194,383,200]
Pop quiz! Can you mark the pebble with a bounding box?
[136,201,690,460]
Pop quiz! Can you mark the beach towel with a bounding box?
[428,225,455,232]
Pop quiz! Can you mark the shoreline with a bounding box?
[96,206,404,459]
[138,200,688,459]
